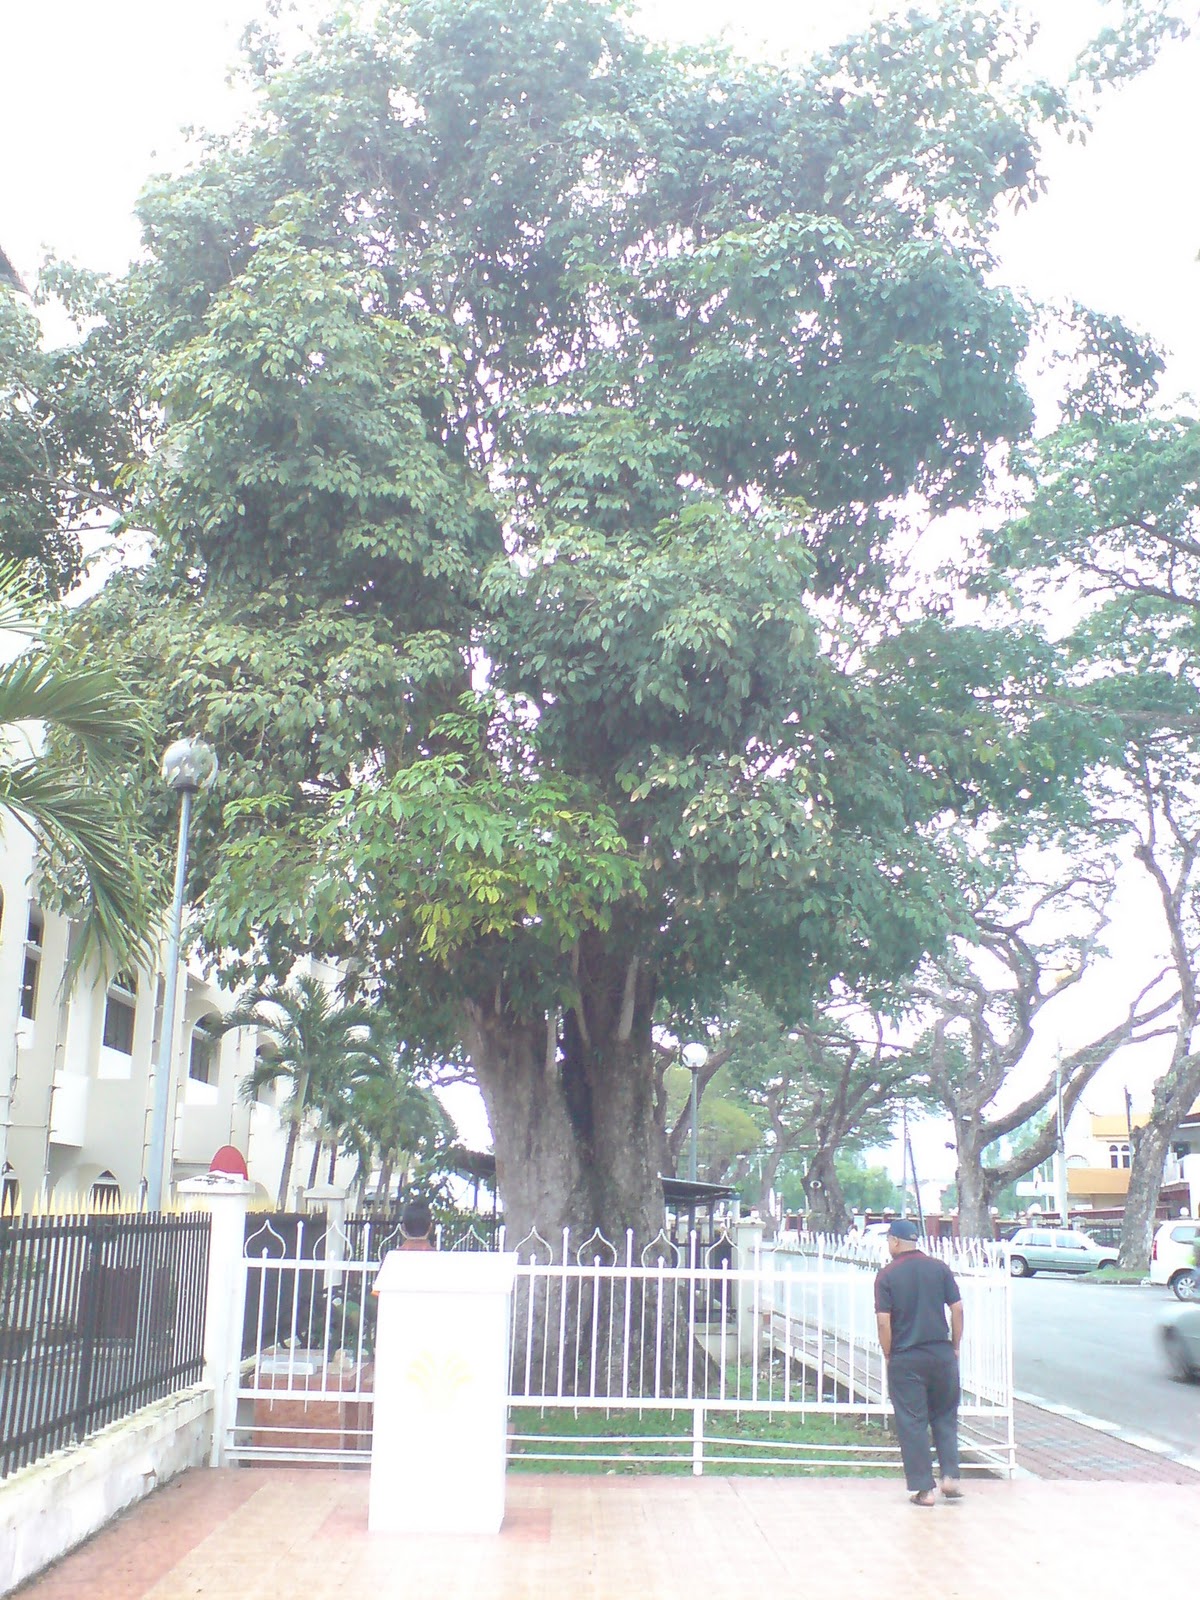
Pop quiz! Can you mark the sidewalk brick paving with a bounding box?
[13,1469,1200,1600]
[1013,1397,1200,1482]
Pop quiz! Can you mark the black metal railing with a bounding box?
[0,1212,211,1479]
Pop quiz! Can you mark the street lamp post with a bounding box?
[681,1043,707,1186]
[145,737,217,1211]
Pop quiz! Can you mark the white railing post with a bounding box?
[178,1173,253,1467]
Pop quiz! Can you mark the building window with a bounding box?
[102,973,137,1055]
[189,1018,218,1084]
[1108,1142,1132,1170]
[20,907,43,1021]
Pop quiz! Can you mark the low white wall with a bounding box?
[0,1385,214,1597]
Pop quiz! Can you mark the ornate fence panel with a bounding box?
[228,1218,1013,1477]
[229,1213,497,1464]
[507,1227,1014,1476]
[0,1211,210,1479]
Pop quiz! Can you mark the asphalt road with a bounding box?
[1011,1275,1200,1458]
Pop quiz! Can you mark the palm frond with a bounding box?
[0,559,43,636]
[0,655,148,769]
[0,761,154,978]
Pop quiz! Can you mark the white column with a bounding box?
[368,1250,518,1535]
[734,1218,765,1361]
[178,1173,253,1467]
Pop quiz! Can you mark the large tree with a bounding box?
[60,0,1138,1248]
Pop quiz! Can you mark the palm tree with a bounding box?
[225,973,389,1207]
[342,1070,450,1213]
[0,559,152,977]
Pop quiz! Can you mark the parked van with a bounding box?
[1151,1220,1200,1299]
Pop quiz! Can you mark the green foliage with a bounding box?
[662,1062,763,1184]
[834,1153,910,1216]
[0,269,150,597]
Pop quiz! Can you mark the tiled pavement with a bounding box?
[13,1467,1200,1600]
[13,1403,1200,1600]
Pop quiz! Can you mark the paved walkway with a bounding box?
[15,1466,1200,1600]
[13,1399,1200,1600]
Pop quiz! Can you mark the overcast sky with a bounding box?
[3,0,1197,1174]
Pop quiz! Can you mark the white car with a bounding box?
[1150,1220,1200,1300]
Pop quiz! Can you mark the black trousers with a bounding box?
[887,1343,960,1492]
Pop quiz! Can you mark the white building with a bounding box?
[0,831,341,1212]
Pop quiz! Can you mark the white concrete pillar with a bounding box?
[734,1218,765,1361]
[368,1250,519,1535]
[305,1182,349,1291]
[0,838,35,1182]
[178,1173,252,1466]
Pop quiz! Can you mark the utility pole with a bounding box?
[899,1104,909,1218]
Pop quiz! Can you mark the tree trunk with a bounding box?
[375,1151,394,1215]
[758,1144,783,1219]
[307,1135,322,1192]
[802,1146,850,1234]
[465,941,662,1256]
[955,1128,995,1239]
[276,1118,300,1209]
[1119,1119,1171,1270]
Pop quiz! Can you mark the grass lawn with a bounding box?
[508,1404,898,1476]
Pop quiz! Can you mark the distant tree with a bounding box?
[994,407,1200,1265]
[343,1069,451,1212]
[712,985,928,1231]
[226,974,389,1206]
[661,1060,762,1187]
[913,843,1176,1238]
[834,1153,909,1217]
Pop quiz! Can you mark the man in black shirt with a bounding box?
[874,1218,963,1506]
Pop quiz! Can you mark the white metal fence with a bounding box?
[226,1218,1014,1477]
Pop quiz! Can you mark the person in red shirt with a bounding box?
[874,1219,964,1506]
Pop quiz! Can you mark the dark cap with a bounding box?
[887,1219,920,1241]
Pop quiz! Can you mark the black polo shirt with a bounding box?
[874,1250,961,1354]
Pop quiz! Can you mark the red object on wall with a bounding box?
[209,1145,249,1178]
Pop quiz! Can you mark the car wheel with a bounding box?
[1098,1258,1117,1271]
[1171,1271,1200,1302]
[1010,1256,1030,1278]
[1164,1329,1196,1382]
